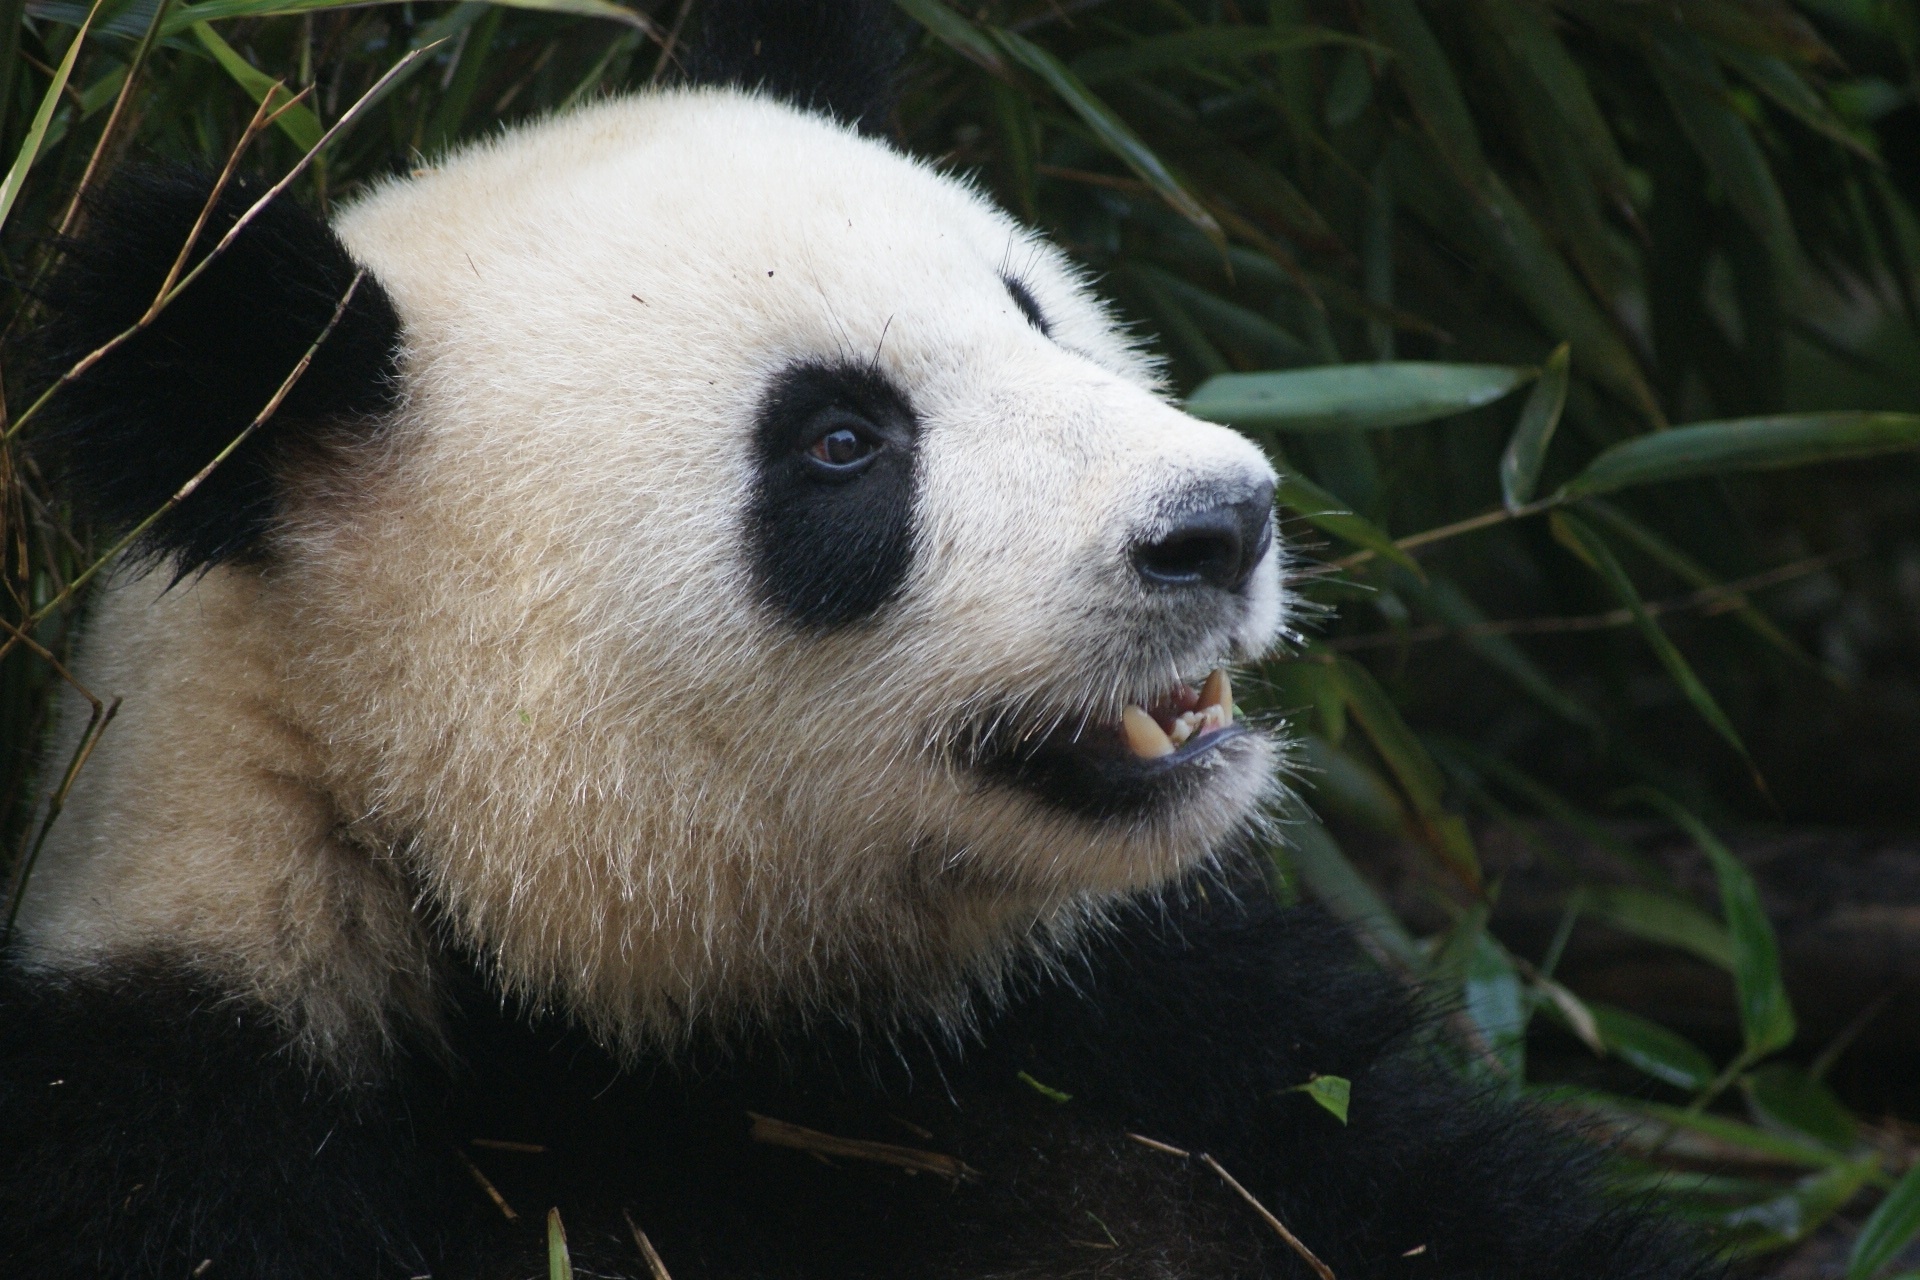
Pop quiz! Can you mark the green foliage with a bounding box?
[0,0,1917,1268]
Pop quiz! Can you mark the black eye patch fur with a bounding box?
[1002,276,1052,338]
[747,362,921,629]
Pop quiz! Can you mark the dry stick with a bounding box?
[1,695,120,942]
[4,42,435,446]
[1125,1137,1335,1280]
[469,1138,545,1154]
[0,269,366,673]
[648,0,696,84]
[746,1113,978,1181]
[1325,554,1844,652]
[54,0,176,239]
[622,1209,675,1280]
[453,1147,517,1221]
[1330,497,1560,574]
[1200,1155,1336,1280]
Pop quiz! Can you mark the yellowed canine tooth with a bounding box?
[1122,705,1175,759]
[1199,668,1232,712]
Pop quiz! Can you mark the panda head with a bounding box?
[31,0,1286,1053]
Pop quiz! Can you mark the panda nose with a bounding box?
[1133,482,1275,594]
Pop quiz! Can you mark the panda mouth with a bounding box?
[971,668,1254,819]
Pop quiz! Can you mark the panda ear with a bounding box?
[681,0,908,134]
[30,166,402,576]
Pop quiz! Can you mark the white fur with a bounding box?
[17,89,1286,1063]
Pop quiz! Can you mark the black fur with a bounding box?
[681,0,908,134]
[30,167,401,574]
[748,360,921,629]
[0,885,1714,1279]
[1003,275,1052,337]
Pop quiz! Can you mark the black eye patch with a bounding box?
[1002,275,1052,339]
[747,361,921,630]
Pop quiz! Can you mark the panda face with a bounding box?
[252,89,1286,1045]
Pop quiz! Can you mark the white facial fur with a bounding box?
[16,89,1285,1062]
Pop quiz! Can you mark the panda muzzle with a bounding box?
[1118,668,1235,760]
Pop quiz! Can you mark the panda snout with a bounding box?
[1131,480,1276,596]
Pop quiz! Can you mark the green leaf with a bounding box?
[1186,362,1528,433]
[1399,573,1602,732]
[1366,0,1483,176]
[1647,27,1804,288]
[1718,43,1879,159]
[1130,264,1317,369]
[1629,790,1795,1058]
[1283,818,1421,967]
[1273,471,1421,574]
[169,0,648,31]
[1562,412,1920,496]
[1579,499,1817,669]
[1335,657,1481,888]
[1464,930,1526,1079]
[1501,343,1570,510]
[1583,1093,1852,1169]
[1469,0,1630,198]
[192,21,323,150]
[990,28,1222,247]
[1071,25,1370,84]
[0,0,103,234]
[890,0,1006,73]
[1745,1063,1858,1150]
[1017,1070,1072,1104]
[1850,1161,1920,1280]
[548,1208,573,1280]
[1724,1160,1879,1254]
[1589,1002,1717,1091]
[1287,1073,1352,1124]
[1587,885,1737,972]
[1295,733,1407,834]
[1551,512,1754,767]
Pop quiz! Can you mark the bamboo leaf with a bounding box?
[1647,27,1804,287]
[1274,470,1421,574]
[192,21,323,150]
[890,0,1005,74]
[990,27,1222,246]
[1551,512,1754,767]
[1562,412,1920,496]
[1588,885,1737,972]
[1286,1073,1352,1124]
[1283,818,1422,966]
[1724,1161,1880,1255]
[1186,362,1529,432]
[1131,264,1317,369]
[1335,657,1481,888]
[1628,789,1795,1058]
[1501,343,1570,510]
[548,1208,573,1280]
[1470,0,1630,197]
[1745,1063,1858,1150]
[1295,732,1408,834]
[1366,0,1484,176]
[1400,573,1602,732]
[1579,499,1817,669]
[1718,43,1879,160]
[1465,929,1526,1079]
[1071,25,1370,84]
[169,0,649,31]
[1590,1002,1718,1091]
[0,0,104,234]
[1849,1161,1920,1280]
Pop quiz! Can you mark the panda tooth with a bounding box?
[1122,706,1175,759]
[1199,668,1232,713]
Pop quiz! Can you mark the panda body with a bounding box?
[1,5,1711,1277]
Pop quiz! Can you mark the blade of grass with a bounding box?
[193,21,323,149]
[1849,1162,1920,1280]
[0,0,107,234]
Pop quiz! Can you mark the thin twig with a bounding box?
[1,695,119,942]
[0,269,366,669]
[469,1138,545,1154]
[5,43,435,445]
[453,1147,517,1221]
[1324,554,1845,651]
[648,0,695,84]
[1200,1154,1335,1280]
[747,1113,977,1181]
[1126,1133,1191,1158]
[623,1209,675,1280]
[54,0,176,239]
[1329,497,1558,573]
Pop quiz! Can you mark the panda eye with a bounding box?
[802,417,880,476]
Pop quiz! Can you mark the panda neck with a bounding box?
[9,567,438,1070]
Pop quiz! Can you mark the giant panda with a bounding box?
[0,2,1712,1276]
